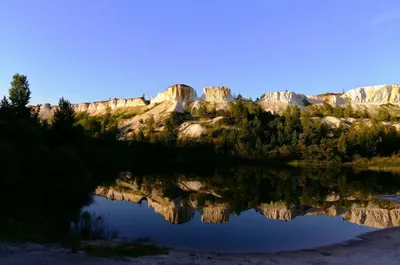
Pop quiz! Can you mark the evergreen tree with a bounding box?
[52,97,76,130]
[0,96,10,109]
[9,74,31,108]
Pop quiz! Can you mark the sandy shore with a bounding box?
[1,226,400,265]
[2,194,400,265]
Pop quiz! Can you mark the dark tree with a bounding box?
[51,98,78,145]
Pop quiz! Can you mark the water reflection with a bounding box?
[95,167,400,229]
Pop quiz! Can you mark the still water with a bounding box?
[85,166,400,253]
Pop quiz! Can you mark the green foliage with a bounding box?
[344,104,353,119]
[373,107,392,122]
[9,73,31,108]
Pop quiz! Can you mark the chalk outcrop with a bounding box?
[259,91,310,106]
[74,98,148,115]
[178,123,206,138]
[308,94,348,106]
[119,100,185,139]
[201,87,234,103]
[35,97,148,119]
[256,91,310,114]
[150,84,197,105]
[342,85,400,104]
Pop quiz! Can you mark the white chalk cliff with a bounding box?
[307,94,348,106]
[150,84,198,105]
[201,86,234,102]
[256,91,310,114]
[34,83,400,137]
[342,85,400,104]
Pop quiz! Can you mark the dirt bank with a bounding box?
[1,226,400,264]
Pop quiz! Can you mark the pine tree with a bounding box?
[9,74,31,108]
[52,98,76,129]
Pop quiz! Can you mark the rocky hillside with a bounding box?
[33,83,400,138]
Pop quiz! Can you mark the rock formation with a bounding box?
[178,122,206,138]
[307,93,348,106]
[74,98,148,115]
[118,100,185,139]
[256,91,310,114]
[342,85,400,104]
[35,97,148,119]
[259,91,310,106]
[201,86,234,103]
[150,84,197,105]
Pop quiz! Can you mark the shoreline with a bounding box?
[2,226,400,264]
[2,194,400,264]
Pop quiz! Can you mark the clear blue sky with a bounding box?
[0,0,399,105]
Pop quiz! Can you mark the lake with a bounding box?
[86,166,400,253]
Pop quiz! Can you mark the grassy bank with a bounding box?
[288,160,341,168]
[350,156,400,172]
[288,156,400,172]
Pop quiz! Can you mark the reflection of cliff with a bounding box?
[257,202,400,228]
[95,173,400,229]
[257,203,298,221]
[147,198,195,224]
[340,206,400,229]
[201,204,230,224]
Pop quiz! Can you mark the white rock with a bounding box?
[308,94,348,105]
[342,85,400,104]
[258,91,310,106]
[201,86,234,102]
[178,122,206,138]
[150,84,198,105]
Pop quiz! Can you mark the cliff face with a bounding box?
[342,85,400,104]
[256,91,310,114]
[74,98,148,115]
[150,84,197,104]
[35,97,148,119]
[118,100,184,139]
[259,91,310,106]
[307,94,348,106]
[201,87,234,103]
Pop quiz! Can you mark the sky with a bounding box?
[0,0,400,105]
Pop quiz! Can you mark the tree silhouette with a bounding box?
[52,97,77,144]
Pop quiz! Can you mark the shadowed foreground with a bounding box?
[1,227,400,265]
